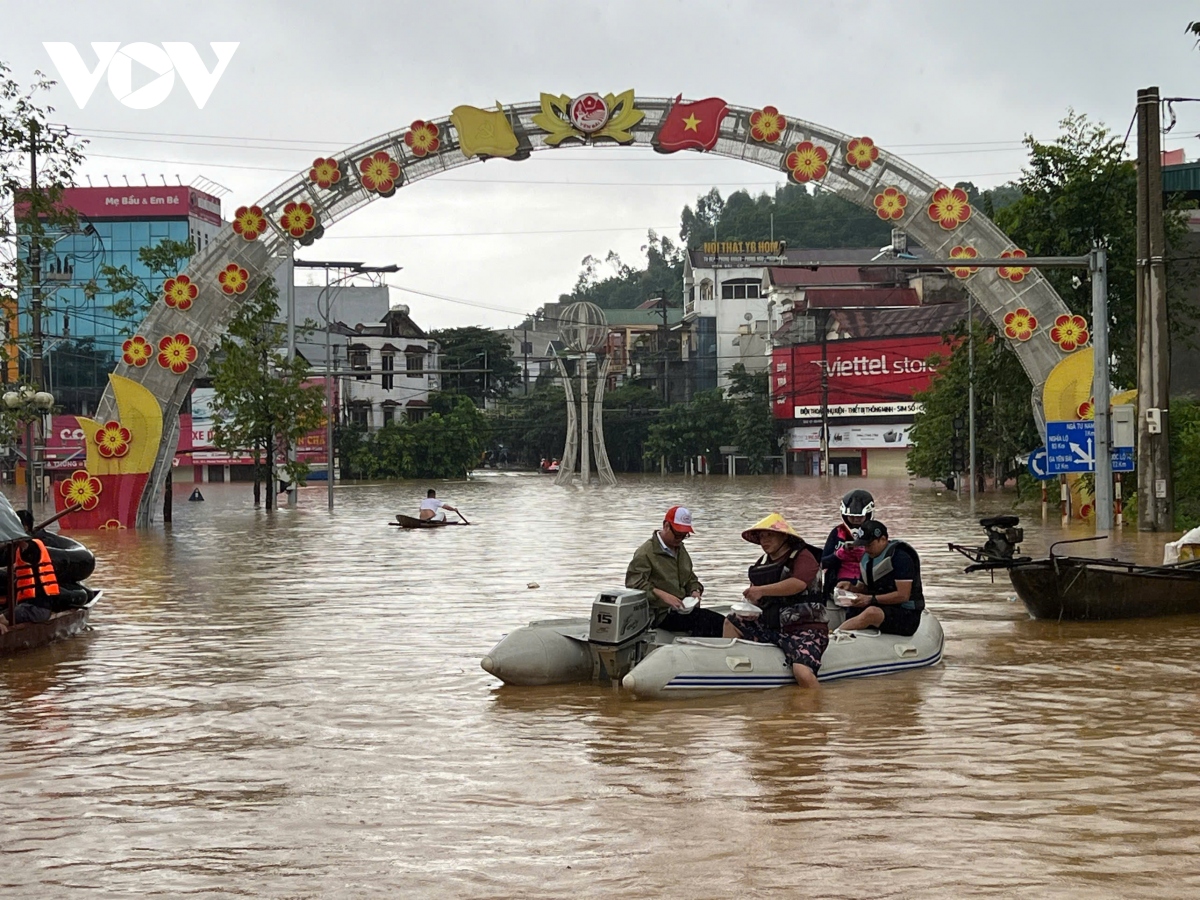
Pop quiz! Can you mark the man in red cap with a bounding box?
[625,505,725,637]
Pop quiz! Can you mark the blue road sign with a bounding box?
[1027,446,1053,480]
[1045,420,1135,474]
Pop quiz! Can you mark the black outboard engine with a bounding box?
[979,515,1023,561]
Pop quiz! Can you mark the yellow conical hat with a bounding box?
[741,513,802,544]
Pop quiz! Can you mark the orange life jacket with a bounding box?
[14,539,60,604]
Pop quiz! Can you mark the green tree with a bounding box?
[492,384,567,467]
[644,388,735,471]
[207,277,327,509]
[430,326,521,404]
[1,64,86,380]
[99,237,194,325]
[343,393,488,480]
[907,323,1039,487]
[726,363,776,474]
[601,383,659,472]
[561,230,684,310]
[680,183,891,250]
[991,111,1197,387]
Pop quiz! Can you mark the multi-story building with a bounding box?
[23,184,224,415]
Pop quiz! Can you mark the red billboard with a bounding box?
[54,186,223,226]
[771,334,952,419]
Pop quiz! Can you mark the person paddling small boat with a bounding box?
[419,489,459,523]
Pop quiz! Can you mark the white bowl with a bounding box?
[678,596,700,614]
[729,601,762,618]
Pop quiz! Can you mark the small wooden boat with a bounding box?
[1,590,102,655]
[951,516,1200,621]
[390,514,469,529]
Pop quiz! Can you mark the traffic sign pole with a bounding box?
[1092,247,1112,532]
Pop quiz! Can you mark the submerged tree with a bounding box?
[207,277,327,509]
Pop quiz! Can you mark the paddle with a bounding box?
[33,503,78,534]
[455,509,471,525]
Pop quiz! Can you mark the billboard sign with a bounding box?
[772,334,950,420]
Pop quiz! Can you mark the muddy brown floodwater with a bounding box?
[2,474,1199,898]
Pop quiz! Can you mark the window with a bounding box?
[381,352,394,391]
[406,352,424,376]
[699,279,714,302]
[721,279,760,300]
[349,403,370,429]
[349,345,370,381]
[382,404,394,426]
[406,405,429,423]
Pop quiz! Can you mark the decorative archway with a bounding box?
[58,93,1083,528]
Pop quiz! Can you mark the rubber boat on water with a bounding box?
[481,588,944,699]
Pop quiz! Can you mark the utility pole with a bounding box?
[285,242,297,508]
[818,309,830,477]
[522,325,529,395]
[968,290,976,515]
[28,121,45,505]
[654,290,669,405]
[1135,86,1173,530]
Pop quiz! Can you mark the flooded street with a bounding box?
[3,474,1200,898]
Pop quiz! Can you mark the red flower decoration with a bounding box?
[999,248,1031,283]
[99,519,126,531]
[872,186,908,221]
[61,470,102,511]
[404,121,441,157]
[359,151,402,194]
[785,141,829,183]
[927,187,972,230]
[845,137,879,171]
[95,420,132,459]
[122,335,153,367]
[749,106,786,144]
[157,333,199,374]
[280,201,318,239]
[218,263,249,295]
[232,205,267,241]
[1077,398,1095,420]
[308,157,341,189]
[1050,314,1090,352]
[163,274,198,310]
[1003,307,1038,342]
[948,245,979,280]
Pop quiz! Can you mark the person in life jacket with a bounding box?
[820,489,875,599]
[836,520,925,637]
[724,513,828,688]
[9,537,61,625]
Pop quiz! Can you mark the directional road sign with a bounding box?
[1045,420,1135,474]
[1027,446,1053,480]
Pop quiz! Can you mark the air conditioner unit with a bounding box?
[737,324,752,335]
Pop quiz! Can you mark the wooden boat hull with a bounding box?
[1009,559,1200,620]
[0,592,100,655]
[391,514,468,529]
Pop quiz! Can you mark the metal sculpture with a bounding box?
[68,93,1081,526]
[554,302,616,486]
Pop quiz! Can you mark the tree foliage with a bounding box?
[990,111,1196,388]
[907,324,1039,485]
[343,392,488,480]
[680,184,891,249]
[100,237,194,324]
[429,325,521,403]
[207,277,327,508]
[560,230,684,310]
[726,363,775,474]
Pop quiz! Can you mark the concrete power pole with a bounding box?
[1135,87,1174,530]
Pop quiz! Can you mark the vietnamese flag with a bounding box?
[653,95,729,153]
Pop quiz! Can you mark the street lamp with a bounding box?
[303,260,400,512]
[3,385,56,512]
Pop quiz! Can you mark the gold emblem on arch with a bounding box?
[531,90,644,146]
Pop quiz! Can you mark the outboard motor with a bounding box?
[979,515,1024,560]
[588,588,653,682]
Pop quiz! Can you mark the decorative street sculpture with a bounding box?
[554,302,616,486]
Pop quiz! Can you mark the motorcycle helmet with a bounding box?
[839,489,876,531]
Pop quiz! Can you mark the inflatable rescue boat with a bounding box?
[481,588,944,699]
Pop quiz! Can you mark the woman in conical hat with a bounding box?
[723,512,828,689]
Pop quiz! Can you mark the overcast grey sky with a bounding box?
[5,0,1198,329]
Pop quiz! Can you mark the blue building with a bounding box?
[21,185,223,415]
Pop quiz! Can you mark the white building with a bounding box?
[341,306,440,428]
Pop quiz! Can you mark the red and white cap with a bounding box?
[664,505,694,533]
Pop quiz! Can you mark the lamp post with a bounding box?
[304,260,400,512]
[3,386,56,512]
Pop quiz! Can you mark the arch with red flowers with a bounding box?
[88,96,1080,527]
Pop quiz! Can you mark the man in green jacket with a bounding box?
[625,505,725,637]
